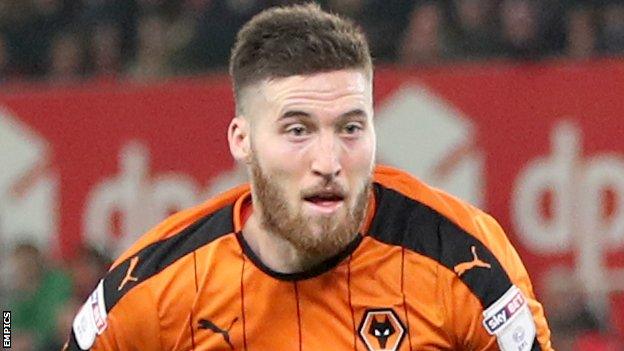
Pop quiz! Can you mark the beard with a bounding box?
[250,155,372,263]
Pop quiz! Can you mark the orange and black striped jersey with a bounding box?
[65,165,552,351]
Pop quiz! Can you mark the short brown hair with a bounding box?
[229,3,372,113]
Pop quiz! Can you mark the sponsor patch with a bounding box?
[73,280,108,350]
[482,285,536,351]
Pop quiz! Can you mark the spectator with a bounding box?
[127,5,200,79]
[566,5,597,59]
[537,1,567,56]
[80,0,139,70]
[32,0,82,31]
[498,0,546,60]
[0,33,10,83]
[447,0,501,60]
[185,0,264,71]
[542,267,602,350]
[0,0,620,83]
[47,30,85,83]
[399,2,448,66]
[598,2,624,55]
[183,0,213,12]
[11,330,37,351]
[159,0,201,76]
[6,242,73,350]
[68,246,111,302]
[127,13,172,80]
[0,0,50,77]
[325,0,412,62]
[88,21,124,80]
[326,0,363,16]
[49,297,82,350]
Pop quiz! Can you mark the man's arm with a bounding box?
[63,276,162,350]
[447,213,553,351]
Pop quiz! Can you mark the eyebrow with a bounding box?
[279,108,367,121]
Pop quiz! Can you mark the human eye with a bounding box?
[342,122,364,135]
[285,123,309,138]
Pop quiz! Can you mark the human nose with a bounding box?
[311,132,342,181]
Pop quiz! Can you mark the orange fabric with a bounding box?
[373,165,553,350]
[75,165,551,350]
[111,183,250,269]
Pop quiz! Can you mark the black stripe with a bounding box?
[102,205,234,313]
[65,329,83,350]
[369,183,512,308]
[531,336,542,350]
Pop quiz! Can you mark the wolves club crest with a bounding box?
[358,308,406,351]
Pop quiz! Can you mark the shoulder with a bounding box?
[103,183,249,301]
[371,165,552,350]
[110,184,249,268]
[371,165,515,307]
[67,184,249,350]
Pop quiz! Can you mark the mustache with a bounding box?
[300,182,347,199]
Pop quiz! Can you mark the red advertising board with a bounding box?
[1,60,623,329]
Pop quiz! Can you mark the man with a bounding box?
[65,3,552,350]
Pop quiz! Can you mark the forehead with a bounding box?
[257,70,372,109]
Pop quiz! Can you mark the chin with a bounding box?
[309,217,345,236]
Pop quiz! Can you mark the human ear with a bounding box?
[228,116,252,163]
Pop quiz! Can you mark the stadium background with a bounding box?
[0,0,623,349]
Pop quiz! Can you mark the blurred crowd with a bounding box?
[0,243,112,350]
[0,0,623,84]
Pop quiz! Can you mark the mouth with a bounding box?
[302,191,345,214]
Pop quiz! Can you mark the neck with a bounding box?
[241,212,349,274]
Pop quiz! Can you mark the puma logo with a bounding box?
[198,317,238,349]
[454,246,491,276]
[118,256,139,291]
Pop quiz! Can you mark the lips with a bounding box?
[304,191,344,203]
[302,189,346,213]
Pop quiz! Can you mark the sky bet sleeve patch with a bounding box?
[72,279,108,350]
[482,285,536,351]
